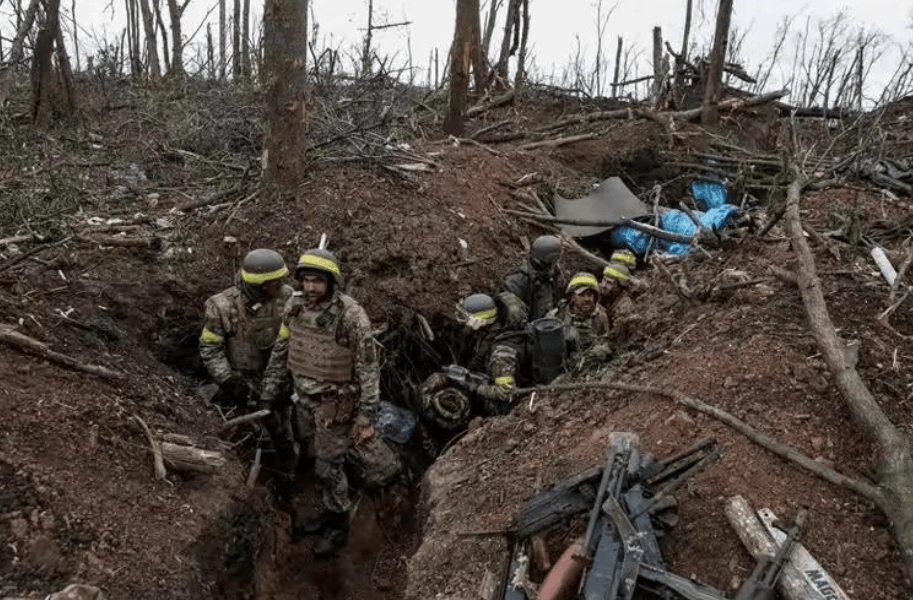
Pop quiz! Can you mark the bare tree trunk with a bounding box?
[130,0,142,74]
[651,26,663,100]
[232,0,240,77]
[361,0,374,75]
[262,0,308,186]
[513,0,529,87]
[611,36,622,98]
[11,0,41,64]
[31,0,60,128]
[494,0,519,83]
[445,0,474,135]
[700,0,733,125]
[166,0,185,77]
[676,0,693,89]
[70,0,80,72]
[54,18,75,109]
[218,0,225,79]
[241,0,250,78]
[138,0,161,76]
[784,178,913,587]
[206,23,214,78]
[855,39,863,112]
[481,0,501,63]
[152,0,170,73]
[469,0,485,92]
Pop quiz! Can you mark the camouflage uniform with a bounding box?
[553,300,610,352]
[261,289,399,513]
[502,264,562,322]
[421,297,528,430]
[200,283,294,394]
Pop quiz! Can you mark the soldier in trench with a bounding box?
[500,234,564,322]
[199,248,293,411]
[599,250,647,346]
[420,292,529,434]
[550,271,616,375]
[199,249,301,498]
[259,248,401,559]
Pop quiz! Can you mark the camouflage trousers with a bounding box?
[302,395,402,514]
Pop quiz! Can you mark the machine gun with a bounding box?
[734,509,808,600]
[444,364,489,392]
[495,435,726,600]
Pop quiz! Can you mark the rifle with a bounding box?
[444,364,489,392]
[734,509,808,600]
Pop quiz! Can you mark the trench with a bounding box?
[154,305,474,600]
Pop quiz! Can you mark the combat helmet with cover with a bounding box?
[296,248,344,288]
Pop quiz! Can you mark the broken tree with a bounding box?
[784,177,913,586]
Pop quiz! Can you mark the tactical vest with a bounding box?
[287,294,355,383]
[226,291,286,373]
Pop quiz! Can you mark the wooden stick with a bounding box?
[218,408,271,435]
[134,415,168,481]
[518,133,599,151]
[602,381,881,500]
[246,448,262,488]
[0,326,126,381]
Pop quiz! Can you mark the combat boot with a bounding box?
[313,511,349,560]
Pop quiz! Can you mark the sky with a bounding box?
[3,0,911,103]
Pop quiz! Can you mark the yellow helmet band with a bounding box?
[298,253,340,274]
[241,265,288,284]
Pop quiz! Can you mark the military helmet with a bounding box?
[603,263,631,286]
[566,271,599,297]
[240,249,288,285]
[457,293,498,330]
[610,249,637,267]
[530,235,562,270]
[296,248,343,287]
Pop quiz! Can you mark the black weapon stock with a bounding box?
[735,509,808,600]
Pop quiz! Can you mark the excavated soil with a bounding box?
[1,81,912,600]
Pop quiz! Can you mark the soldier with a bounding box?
[420,293,528,432]
[501,234,563,321]
[554,272,609,351]
[600,260,646,346]
[199,248,293,410]
[259,248,400,559]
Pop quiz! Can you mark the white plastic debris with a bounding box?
[870,247,897,285]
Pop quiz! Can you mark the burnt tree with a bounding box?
[262,0,308,186]
[701,0,733,125]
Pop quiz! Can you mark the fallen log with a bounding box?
[784,176,913,585]
[75,233,161,249]
[0,326,126,382]
[535,89,789,133]
[466,89,515,117]
[219,408,271,435]
[161,442,226,474]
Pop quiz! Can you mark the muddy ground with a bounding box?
[1,80,912,599]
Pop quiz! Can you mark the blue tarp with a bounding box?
[689,179,729,210]
[609,181,738,255]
